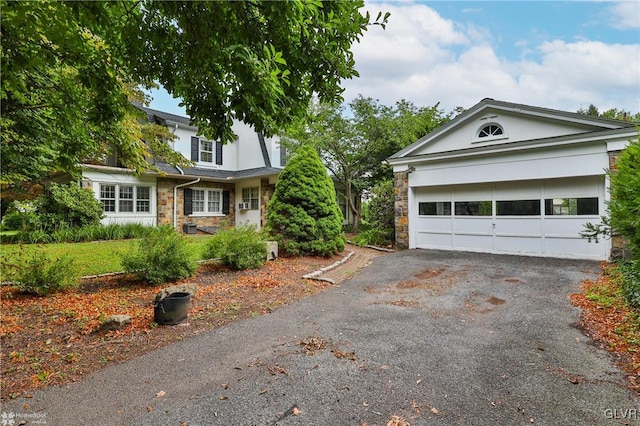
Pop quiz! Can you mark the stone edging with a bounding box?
[302,250,355,284]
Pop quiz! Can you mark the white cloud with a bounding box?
[608,1,640,30]
[342,2,640,114]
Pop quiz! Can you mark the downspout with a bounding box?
[173,178,200,229]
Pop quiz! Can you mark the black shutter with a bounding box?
[215,141,223,165]
[191,137,199,161]
[184,188,193,215]
[222,190,230,215]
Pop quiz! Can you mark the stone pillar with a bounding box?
[394,170,409,249]
[261,178,275,229]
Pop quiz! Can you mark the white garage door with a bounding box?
[413,177,607,259]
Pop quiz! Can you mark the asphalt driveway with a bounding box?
[3,250,639,425]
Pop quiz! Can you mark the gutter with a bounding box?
[173,178,200,229]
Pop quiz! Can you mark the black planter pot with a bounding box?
[154,292,191,325]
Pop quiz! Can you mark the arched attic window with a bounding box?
[478,124,504,138]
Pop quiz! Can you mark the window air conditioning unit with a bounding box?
[238,202,250,210]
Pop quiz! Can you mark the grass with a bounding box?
[0,235,214,278]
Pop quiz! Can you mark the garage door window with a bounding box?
[419,202,451,216]
[496,199,540,216]
[544,197,598,215]
[455,201,492,216]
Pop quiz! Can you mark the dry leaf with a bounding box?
[221,383,228,389]
[292,407,302,416]
[156,390,166,398]
[146,406,152,412]
[431,407,439,415]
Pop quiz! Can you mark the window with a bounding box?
[100,184,151,214]
[191,136,223,165]
[100,185,116,212]
[478,124,503,138]
[419,202,451,216]
[455,201,492,216]
[119,186,134,212]
[242,187,259,210]
[137,187,150,213]
[192,189,205,213]
[544,197,598,216]
[200,140,213,163]
[496,199,540,216]
[191,188,223,214]
[207,190,221,212]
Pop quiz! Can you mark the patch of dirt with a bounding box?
[414,268,445,280]
[0,251,363,400]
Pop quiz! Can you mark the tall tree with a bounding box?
[577,104,640,123]
[282,96,453,231]
[1,1,388,185]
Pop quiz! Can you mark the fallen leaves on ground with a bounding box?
[0,253,344,400]
[570,262,640,393]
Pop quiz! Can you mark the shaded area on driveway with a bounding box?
[3,250,638,425]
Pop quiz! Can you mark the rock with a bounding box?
[154,283,197,303]
[99,314,132,332]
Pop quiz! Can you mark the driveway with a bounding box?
[3,250,638,425]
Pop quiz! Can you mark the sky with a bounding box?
[149,1,640,118]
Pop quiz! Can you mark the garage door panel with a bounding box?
[416,230,452,248]
[494,235,542,255]
[494,218,541,236]
[453,217,493,234]
[453,234,494,251]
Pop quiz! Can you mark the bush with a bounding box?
[203,225,266,270]
[620,261,640,308]
[359,179,395,246]
[7,248,78,296]
[266,145,345,257]
[352,228,389,247]
[121,225,197,285]
[36,183,104,230]
[1,201,39,232]
[609,136,640,259]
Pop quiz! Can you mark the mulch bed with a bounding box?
[0,254,342,400]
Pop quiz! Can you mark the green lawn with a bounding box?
[0,235,214,278]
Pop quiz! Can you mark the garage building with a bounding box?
[388,99,637,260]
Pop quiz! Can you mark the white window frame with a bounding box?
[200,140,214,164]
[191,188,224,216]
[99,184,152,214]
[242,187,259,210]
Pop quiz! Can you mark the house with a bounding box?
[387,98,637,260]
[78,106,286,232]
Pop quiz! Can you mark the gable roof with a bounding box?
[135,104,196,130]
[389,98,635,160]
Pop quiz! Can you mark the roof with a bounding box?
[154,162,282,181]
[389,98,636,160]
[134,104,195,129]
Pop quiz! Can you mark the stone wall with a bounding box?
[156,178,235,230]
[393,170,409,249]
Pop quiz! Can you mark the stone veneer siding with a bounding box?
[157,178,235,230]
[260,178,275,228]
[393,170,410,249]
